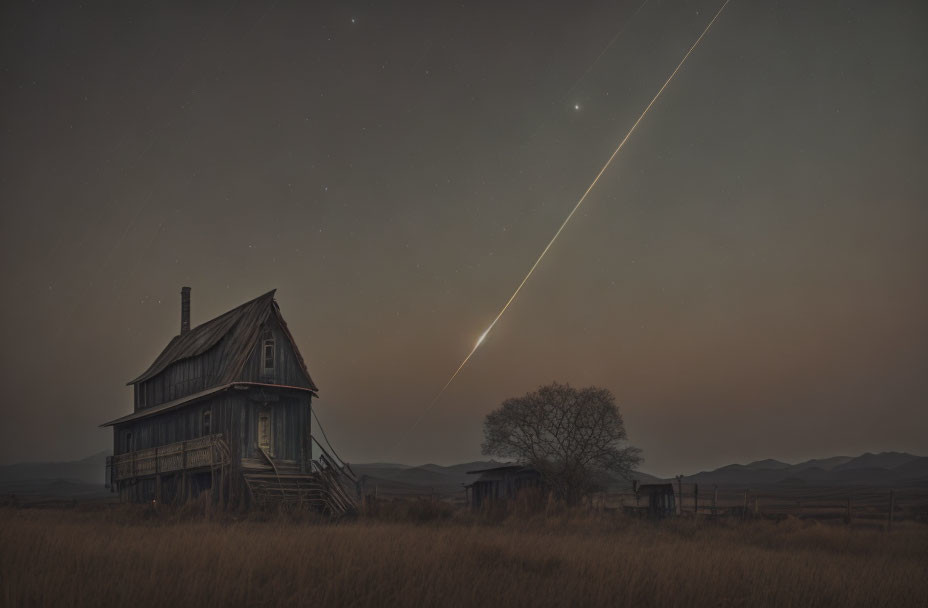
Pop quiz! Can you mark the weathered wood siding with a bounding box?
[134,339,230,410]
[134,319,311,411]
[116,389,310,468]
[115,393,240,455]
[113,388,312,504]
[237,320,313,388]
[118,471,212,504]
[239,392,311,463]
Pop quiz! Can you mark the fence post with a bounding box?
[181,441,188,503]
[888,489,895,531]
[676,475,684,516]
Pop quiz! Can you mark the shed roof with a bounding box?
[466,464,525,475]
[465,465,542,487]
[127,289,317,391]
[466,465,541,480]
[638,483,675,494]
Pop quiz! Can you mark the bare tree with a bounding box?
[482,382,642,504]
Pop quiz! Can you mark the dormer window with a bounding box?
[262,334,275,375]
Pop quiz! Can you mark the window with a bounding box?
[258,409,272,453]
[203,410,211,435]
[262,337,275,374]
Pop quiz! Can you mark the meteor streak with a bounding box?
[395,0,732,448]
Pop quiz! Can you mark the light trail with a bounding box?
[523,0,651,145]
[395,0,732,449]
[562,0,652,103]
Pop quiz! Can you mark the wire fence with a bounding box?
[608,483,928,524]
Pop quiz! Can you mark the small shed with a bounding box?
[636,482,676,518]
[465,465,543,508]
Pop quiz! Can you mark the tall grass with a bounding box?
[1,505,926,607]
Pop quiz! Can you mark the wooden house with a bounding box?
[102,288,356,513]
[465,465,543,508]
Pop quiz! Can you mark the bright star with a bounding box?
[574,103,581,111]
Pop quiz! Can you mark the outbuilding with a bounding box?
[634,482,676,518]
[465,465,543,508]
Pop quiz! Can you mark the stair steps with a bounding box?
[242,463,358,515]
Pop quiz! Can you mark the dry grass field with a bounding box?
[1,503,927,608]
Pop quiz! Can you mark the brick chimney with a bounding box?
[181,286,191,334]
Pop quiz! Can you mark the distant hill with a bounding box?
[0,451,110,498]
[2,450,924,499]
[0,451,108,485]
[832,452,919,472]
[351,461,505,497]
[352,460,663,496]
[790,456,854,472]
[744,459,792,470]
[681,452,927,487]
[893,457,928,478]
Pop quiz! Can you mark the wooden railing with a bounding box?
[110,434,230,482]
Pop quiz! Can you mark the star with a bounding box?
[573,103,581,111]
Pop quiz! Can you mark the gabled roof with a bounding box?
[127,289,317,391]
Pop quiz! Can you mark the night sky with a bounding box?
[1,0,926,477]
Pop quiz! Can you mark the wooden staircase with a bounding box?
[243,443,359,515]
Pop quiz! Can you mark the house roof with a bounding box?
[127,289,317,391]
[103,384,233,427]
[101,381,315,427]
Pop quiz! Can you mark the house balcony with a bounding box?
[106,434,231,486]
